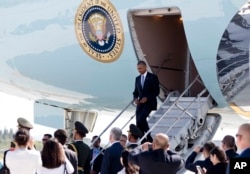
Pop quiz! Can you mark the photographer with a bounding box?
[185,142,215,174]
[128,133,184,174]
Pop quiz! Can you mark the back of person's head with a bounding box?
[110,127,122,141]
[41,139,64,168]
[44,133,52,138]
[153,133,169,150]
[14,129,30,146]
[203,141,216,153]
[222,135,236,149]
[54,129,67,145]
[121,149,129,168]
[121,149,139,174]
[210,146,226,163]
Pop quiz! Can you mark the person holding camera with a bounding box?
[185,142,215,174]
[128,133,184,174]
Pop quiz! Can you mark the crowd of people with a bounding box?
[0,116,249,174]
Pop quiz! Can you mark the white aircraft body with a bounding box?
[1,0,250,170]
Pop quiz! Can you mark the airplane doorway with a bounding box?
[128,7,205,101]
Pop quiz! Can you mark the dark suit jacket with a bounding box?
[185,151,213,174]
[127,143,139,150]
[64,146,78,174]
[100,142,124,174]
[133,72,159,110]
[90,147,104,174]
[129,149,184,174]
[226,148,250,174]
[68,141,91,174]
[225,149,238,160]
[238,148,250,158]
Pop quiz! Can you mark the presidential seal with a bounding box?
[75,0,124,63]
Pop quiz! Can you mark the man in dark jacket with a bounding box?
[68,121,91,174]
[128,133,184,174]
[133,60,160,142]
[126,124,142,150]
[90,136,104,174]
[100,127,124,174]
[54,129,78,174]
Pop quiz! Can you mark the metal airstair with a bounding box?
[64,74,221,167]
[148,91,212,150]
[141,75,222,157]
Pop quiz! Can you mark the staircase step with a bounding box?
[169,97,208,102]
[151,113,196,118]
[147,96,211,152]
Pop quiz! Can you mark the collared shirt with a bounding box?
[141,71,148,80]
[92,147,101,159]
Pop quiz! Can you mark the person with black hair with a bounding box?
[90,135,104,174]
[133,60,160,143]
[68,121,91,174]
[54,129,78,174]
[204,146,227,174]
[127,124,142,150]
[42,133,52,146]
[185,142,215,174]
[118,149,139,174]
[5,129,42,174]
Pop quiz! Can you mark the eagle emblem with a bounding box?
[88,13,111,46]
[75,0,124,63]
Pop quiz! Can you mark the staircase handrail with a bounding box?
[139,75,206,144]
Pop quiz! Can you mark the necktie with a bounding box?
[141,75,144,88]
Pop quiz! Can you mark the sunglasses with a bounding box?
[236,134,242,138]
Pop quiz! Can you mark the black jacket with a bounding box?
[206,162,227,174]
[64,146,78,174]
[185,151,213,173]
[68,141,91,174]
[133,72,159,110]
[225,149,238,161]
[90,147,104,174]
[129,149,184,174]
[100,142,124,174]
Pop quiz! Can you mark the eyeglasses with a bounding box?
[236,134,242,138]
[42,138,48,141]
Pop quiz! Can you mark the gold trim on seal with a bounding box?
[75,0,124,63]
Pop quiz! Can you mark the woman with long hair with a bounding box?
[118,149,139,174]
[37,139,74,174]
[198,146,227,174]
[5,129,42,174]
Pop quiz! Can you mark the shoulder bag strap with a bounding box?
[3,150,8,166]
[68,144,78,155]
[64,161,67,174]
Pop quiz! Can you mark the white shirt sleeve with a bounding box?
[65,158,74,174]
